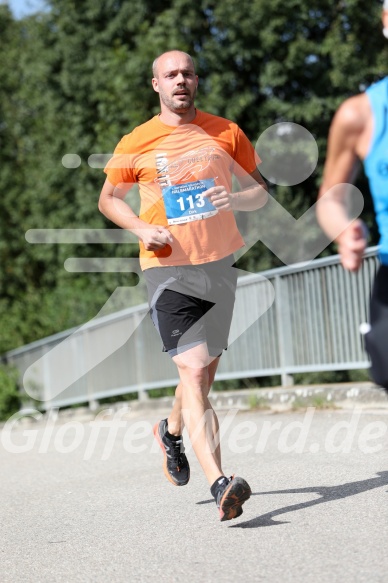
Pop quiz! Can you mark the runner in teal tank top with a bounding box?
[364,76,388,266]
[317,1,388,389]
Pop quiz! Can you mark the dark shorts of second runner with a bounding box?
[364,264,388,389]
[143,255,238,358]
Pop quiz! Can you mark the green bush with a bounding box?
[0,364,20,421]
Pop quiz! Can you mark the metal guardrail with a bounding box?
[3,247,379,410]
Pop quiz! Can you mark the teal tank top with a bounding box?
[364,77,388,265]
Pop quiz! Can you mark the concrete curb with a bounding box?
[209,382,388,412]
[4,382,388,427]
[128,382,388,416]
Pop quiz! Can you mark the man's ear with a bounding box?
[152,78,159,93]
[383,9,388,31]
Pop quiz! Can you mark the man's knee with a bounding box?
[177,364,209,387]
[173,343,210,369]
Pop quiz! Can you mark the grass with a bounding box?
[247,391,339,412]
[291,394,338,411]
[248,393,271,411]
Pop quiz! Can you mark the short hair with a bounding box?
[152,51,196,78]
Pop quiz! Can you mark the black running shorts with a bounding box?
[364,264,388,389]
[143,255,238,357]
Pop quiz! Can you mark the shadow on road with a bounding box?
[197,471,388,528]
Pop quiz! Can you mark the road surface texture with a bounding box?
[1,405,388,582]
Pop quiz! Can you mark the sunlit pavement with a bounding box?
[1,407,388,583]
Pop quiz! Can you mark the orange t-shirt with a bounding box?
[104,110,259,270]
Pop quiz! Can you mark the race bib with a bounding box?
[162,178,218,225]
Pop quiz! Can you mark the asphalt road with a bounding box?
[1,406,388,582]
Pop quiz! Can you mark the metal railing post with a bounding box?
[274,275,294,386]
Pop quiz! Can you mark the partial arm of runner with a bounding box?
[317,96,368,271]
[98,178,173,251]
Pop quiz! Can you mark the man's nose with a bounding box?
[176,73,186,84]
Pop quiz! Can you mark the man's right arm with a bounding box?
[317,95,369,271]
[98,178,173,251]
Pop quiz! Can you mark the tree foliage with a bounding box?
[0,0,386,354]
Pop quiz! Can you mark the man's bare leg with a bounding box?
[172,344,223,486]
[155,343,251,521]
[167,359,222,468]
[167,382,183,435]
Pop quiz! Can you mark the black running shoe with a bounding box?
[153,419,190,486]
[214,475,251,521]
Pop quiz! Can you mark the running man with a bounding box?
[317,2,388,389]
[98,50,268,521]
